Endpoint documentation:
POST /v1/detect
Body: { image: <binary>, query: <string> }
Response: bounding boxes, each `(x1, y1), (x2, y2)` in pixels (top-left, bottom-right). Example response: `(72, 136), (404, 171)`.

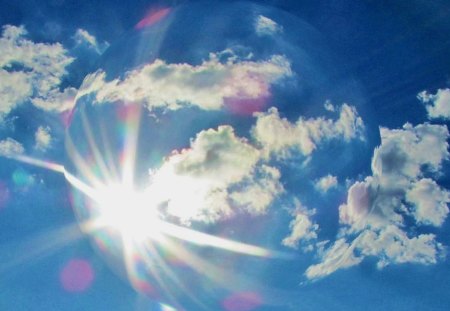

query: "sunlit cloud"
(252, 104), (365, 159)
(76, 51), (292, 112)
(282, 200), (318, 250)
(0, 25), (75, 114)
(145, 126), (285, 223)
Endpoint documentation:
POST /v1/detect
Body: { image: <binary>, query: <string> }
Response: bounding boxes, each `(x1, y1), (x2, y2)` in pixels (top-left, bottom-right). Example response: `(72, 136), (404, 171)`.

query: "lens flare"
(60, 259), (95, 293)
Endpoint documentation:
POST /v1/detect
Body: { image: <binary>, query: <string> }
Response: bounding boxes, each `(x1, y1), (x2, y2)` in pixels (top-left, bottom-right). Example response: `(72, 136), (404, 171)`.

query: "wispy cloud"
(73, 29), (109, 55)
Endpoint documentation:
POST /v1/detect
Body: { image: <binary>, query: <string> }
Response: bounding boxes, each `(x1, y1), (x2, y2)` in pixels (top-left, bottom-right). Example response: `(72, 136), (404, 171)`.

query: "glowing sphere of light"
(65, 2), (363, 309)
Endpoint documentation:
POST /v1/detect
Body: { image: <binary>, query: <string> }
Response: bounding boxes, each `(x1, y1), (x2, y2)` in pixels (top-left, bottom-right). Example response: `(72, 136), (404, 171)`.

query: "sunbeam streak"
(4, 151), (289, 306)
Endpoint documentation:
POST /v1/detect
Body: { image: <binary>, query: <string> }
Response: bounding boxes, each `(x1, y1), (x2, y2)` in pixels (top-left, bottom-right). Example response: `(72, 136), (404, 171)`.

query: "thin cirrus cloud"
(0, 25), (77, 115)
(418, 88), (450, 120)
(306, 122), (450, 279)
(76, 52), (292, 112)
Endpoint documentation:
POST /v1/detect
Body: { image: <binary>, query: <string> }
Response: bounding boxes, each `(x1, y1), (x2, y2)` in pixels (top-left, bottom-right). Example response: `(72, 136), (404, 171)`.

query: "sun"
(92, 183), (163, 241)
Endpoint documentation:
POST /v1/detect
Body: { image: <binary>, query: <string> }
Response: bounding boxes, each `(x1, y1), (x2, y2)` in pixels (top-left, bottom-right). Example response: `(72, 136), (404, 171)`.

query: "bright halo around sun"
(92, 183), (163, 241)
(63, 2), (306, 309)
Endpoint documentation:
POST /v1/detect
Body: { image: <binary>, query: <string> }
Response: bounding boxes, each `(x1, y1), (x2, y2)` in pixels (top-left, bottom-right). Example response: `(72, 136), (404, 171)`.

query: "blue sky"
(1, 0), (450, 310)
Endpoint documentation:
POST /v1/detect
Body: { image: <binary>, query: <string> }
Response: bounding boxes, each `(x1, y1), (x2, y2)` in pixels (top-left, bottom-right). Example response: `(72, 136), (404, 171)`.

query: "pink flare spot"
(0, 182), (10, 210)
(136, 8), (171, 29)
(60, 109), (74, 128)
(60, 259), (94, 293)
(117, 103), (141, 122)
(224, 96), (270, 116)
(222, 291), (263, 311)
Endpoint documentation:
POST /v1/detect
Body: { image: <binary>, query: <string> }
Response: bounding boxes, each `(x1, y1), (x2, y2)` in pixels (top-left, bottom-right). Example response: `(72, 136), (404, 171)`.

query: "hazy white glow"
(94, 184), (162, 240)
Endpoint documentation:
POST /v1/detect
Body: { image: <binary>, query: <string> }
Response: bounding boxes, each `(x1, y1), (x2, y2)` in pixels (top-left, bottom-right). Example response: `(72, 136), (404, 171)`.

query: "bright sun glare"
(94, 184), (162, 241)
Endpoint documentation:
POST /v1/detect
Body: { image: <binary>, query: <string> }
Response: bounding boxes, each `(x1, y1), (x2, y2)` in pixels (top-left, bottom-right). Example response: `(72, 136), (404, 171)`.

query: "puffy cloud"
(314, 174), (338, 193)
(34, 126), (52, 151)
(307, 122), (450, 279)
(282, 201), (318, 249)
(406, 178), (449, 227)
(0, 69), (32, 115)
(170, 125), (260, 185)
(73, 29), (109, 54)
(229, 165), (283, 215)
(418, 88), (450, 120)
(252, 104), (364, 158)
(0, 138), (24, 157)
(76, 52), (292, 111)
(255, 15), (283, 36)
(146, 126), (282, 224)
(340, 123), (449, 231)
(0, 25), (75, 114)
(358, 226), (444, 269)
(324, 100), (335, 112)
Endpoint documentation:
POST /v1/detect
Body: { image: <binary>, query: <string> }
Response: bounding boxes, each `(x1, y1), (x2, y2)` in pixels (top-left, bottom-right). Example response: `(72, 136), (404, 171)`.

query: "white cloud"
(255, 15), (283, 36)
(0, 25), (75, 114)
(406, 178), (449, 227)
(229, 164), (283, 215)
(0, 138), (24, 157)
(252, 104), (364, 158)
(418, 88), (450, 120)
(324, 100), (335, 112)
(306, 225), (444, 279)
(314, 174), (338, 193)
(34, 126), (52, 151)
(358, 226), (444, 269)
(282, 201), (318, 249)
(76, 52), (292, 111)
(307, 122), (450, 279)
(146, 125), (284, 224)
(0, 69), (32, 116)
(305, 239), (362, 279)
(31, 87), (77, 112)
(73, 29), (109, 54)
(169, 125), (260, 186)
